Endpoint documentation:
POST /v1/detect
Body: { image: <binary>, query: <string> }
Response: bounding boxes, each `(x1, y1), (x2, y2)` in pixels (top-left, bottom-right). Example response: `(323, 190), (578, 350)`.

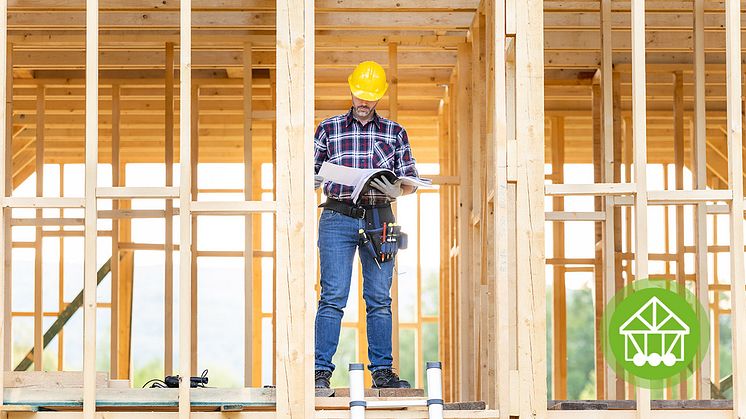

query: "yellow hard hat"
(348, 61), (389, 101)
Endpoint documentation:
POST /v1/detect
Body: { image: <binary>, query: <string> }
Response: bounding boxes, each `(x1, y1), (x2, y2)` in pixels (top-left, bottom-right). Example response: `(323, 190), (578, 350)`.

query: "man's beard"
(355, 106), (371, 118)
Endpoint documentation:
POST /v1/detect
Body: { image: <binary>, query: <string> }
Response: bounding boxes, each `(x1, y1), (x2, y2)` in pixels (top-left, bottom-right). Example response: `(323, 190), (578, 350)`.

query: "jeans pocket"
(321, 209), (340, 220)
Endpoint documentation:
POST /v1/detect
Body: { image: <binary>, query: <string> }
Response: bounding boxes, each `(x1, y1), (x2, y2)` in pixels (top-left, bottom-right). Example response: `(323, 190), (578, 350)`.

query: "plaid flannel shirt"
(314, 108), (419, 204)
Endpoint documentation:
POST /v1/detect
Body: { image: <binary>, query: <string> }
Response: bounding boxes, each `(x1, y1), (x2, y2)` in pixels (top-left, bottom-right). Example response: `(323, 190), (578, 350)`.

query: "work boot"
(315, 370), (332, 389)
(371, 368), (411, 389)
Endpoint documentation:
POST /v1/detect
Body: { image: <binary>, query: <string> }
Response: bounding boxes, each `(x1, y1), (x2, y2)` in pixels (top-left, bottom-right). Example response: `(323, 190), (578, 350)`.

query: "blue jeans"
(315, 208), (394, 372)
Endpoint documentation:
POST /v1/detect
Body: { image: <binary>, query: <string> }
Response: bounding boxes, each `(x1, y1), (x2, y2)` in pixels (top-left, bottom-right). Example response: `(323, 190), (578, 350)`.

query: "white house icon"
(618, 296), (690, 367)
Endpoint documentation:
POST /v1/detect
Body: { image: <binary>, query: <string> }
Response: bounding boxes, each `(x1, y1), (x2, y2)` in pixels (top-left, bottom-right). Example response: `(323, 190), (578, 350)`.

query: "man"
(313, 61), (418, 389)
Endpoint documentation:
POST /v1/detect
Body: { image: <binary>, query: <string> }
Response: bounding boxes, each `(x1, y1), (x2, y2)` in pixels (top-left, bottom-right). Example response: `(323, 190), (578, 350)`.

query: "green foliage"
(565, 287), (596, 399)
(330, 328), (358, 388)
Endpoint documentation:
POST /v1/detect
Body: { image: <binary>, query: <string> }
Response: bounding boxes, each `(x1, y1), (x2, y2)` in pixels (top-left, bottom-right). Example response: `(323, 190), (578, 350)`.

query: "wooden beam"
(0, 5), (7, 409)
(673, 70), (687, 399)
(592, 76), (605, 400)
(692, 0), (711, 400)
(33, 85), (44, 372)
(631, 0), (651, 414)
(190, 84), (199, 376)
(83, 0), (99, 417)
(275, 0), (315, 416)
(515, 0), (546, 416)
(110, 83), (120, 379)
(725, 0), (746, 415)
(388, 41), (400, 374)
(600, 0), (620, 399)
(178, 0), (193, 417)
(164, 41), (174, 377)
(242, 40), (253, 387)
(3, 43), (13, 373)
(492, 0), (510, 413)
(456, 42), (474, 401)
(550, 116), (567, 400)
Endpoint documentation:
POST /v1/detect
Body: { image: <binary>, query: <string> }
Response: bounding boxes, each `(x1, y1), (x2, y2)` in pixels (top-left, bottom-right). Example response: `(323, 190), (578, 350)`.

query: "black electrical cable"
(143, 369), (209, 389)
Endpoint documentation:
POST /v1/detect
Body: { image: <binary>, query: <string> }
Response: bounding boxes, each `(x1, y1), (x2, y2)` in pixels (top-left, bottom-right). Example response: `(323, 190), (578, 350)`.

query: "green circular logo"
(602, 279), (709, 389)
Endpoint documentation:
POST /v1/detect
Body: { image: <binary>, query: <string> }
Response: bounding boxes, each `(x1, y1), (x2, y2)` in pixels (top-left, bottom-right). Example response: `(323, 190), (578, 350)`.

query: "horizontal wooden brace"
(647, 189), (733, 203)
(190, 200), (277, 214)
(0, 197), (85, 208)
(544, 183), (637, 196)
(96, 186), (180, 199)
(545, 211), (605, 221)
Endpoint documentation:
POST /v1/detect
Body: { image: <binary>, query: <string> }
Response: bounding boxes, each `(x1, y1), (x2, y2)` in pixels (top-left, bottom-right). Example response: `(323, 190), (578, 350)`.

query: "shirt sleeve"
(313, 124), (328, 175)
(394, 127), (419, 181)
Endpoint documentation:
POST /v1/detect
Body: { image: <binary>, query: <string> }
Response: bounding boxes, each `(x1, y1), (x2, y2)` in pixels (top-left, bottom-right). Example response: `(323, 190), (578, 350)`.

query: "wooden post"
(611, 71), (625, 400)
(178, 0), (193, 416)
(550, 116), (567, 400)
(110, 83), (120, 379)
(725, 0), (746, 415)
(164, 42), (174, 377)
(116, 162), (134, 381)
(0, 3), (7, 407)
(388, 41), (400, 373)
(673, 70), (687, 399)
(243, 41), (254, 387)
(591, 77), (605, 400)
(275, 0), (315, 415)
(600, 0), (620, 399)
(631, 0), (651, 414)
(190, 84), (199, 374)
(515, 0), (546, 416)
(83, 0), (99, 417)
(34, 85), (44, 371)
(3, 42), (11, 373)
(456, 42), (474, 401)
(492, 0), (511, 413)
(692, 0), (711, 399)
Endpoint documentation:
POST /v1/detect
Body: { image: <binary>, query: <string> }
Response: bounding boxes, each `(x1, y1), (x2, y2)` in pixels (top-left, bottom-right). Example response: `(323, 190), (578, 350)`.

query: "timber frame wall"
(0, 0), (745, 419)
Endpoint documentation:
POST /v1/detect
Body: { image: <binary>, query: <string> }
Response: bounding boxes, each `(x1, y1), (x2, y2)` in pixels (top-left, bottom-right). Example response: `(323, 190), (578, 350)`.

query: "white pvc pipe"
(426, 362), (444, 419)
(349, 363), (366, 419)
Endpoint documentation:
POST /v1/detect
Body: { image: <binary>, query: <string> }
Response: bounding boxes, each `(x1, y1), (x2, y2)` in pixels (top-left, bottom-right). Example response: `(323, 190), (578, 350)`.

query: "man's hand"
(314, 175), (324, 190)
(370, 177), (402, 199)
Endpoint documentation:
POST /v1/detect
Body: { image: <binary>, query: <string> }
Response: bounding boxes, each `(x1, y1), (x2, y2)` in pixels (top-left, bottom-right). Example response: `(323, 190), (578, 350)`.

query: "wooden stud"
(115, 163), (134, 381)
(611, 71), (625, 400)
(242, 41), (253, 388)
(275, 0), (315, 414)
(388, 41), (400, 374)
(515, 0), (546, 416)
(550, 116), (567, 400)
(631, 0), (651, 413)
(0, 3), (6, 408)
(110, 83), (120, 379)
(178, 0), (193, 416)
(673, 70), (687, 399)
(692, 0), (711, 400)
(725, 0), (746, 415)
(3, 42), (11, 373)
(456, 42), (474, 401)
(492, 0), (511, 412)
(83, 0), (99, 416)
(600, 0), (621, 399)
(592, 76), (605, 400)
(190, 84), (199, 375)
(33, 85), (44, 372)
(58, 165), (65, 371)
(164, 42), (174, 377)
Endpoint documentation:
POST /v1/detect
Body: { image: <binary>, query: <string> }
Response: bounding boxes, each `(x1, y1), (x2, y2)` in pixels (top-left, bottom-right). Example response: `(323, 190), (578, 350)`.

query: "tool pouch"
(363, 206), (401, 263)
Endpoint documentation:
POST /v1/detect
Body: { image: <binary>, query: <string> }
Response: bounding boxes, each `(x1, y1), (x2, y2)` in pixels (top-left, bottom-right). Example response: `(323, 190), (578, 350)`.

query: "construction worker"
(313, 61), (418, 389)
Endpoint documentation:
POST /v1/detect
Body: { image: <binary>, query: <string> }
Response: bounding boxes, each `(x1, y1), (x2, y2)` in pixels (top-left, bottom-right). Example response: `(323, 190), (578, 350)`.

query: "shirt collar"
(345, 107), (382, 130)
